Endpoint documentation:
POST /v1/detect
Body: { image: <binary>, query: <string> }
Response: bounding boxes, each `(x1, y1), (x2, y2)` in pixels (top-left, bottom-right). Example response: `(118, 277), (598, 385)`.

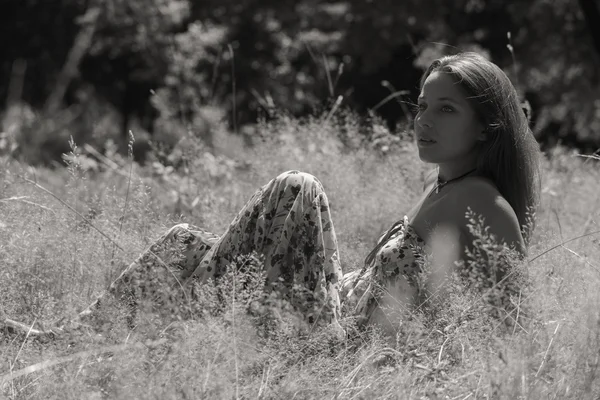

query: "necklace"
(428, 168), (477, 197)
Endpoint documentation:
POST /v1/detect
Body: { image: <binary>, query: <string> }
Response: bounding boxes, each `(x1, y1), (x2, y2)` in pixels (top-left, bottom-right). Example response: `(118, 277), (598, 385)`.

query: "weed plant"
(1, 110), (600, 399)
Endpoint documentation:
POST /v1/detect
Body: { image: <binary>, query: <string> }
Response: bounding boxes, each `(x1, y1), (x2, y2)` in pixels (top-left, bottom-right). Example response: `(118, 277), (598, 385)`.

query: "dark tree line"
(1, 0), (599, 164)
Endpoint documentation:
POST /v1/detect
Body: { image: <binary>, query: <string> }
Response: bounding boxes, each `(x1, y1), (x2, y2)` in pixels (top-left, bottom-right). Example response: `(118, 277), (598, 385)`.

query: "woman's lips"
(418, 138), (436, 146)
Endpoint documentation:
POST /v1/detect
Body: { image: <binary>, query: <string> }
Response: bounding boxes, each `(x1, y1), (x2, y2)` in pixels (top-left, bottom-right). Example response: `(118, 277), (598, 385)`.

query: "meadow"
(1, 111), (600, 399)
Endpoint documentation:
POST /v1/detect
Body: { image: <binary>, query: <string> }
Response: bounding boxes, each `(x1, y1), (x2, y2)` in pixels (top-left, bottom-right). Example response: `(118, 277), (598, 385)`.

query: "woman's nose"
(416, 110), (432, 129)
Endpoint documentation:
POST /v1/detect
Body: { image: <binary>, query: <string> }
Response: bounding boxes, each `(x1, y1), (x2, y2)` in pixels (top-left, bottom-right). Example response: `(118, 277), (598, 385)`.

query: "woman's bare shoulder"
(449, 176), (524, 252)
(458, 176), (502, 198)
(451, 176), (515, 220)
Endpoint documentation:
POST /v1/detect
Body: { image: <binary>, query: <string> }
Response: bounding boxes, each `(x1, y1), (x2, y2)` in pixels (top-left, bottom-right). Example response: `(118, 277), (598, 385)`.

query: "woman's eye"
(441, 105), (454, 112)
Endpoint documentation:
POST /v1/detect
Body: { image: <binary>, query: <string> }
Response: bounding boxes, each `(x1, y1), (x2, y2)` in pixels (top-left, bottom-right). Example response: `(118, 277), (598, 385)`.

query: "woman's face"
(414, 71), (485, 165)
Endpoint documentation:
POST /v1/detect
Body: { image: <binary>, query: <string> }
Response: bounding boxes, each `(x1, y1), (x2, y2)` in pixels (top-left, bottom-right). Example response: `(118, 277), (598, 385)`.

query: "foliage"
(2, 112), (600, 398)
(1, 0), (599, 166)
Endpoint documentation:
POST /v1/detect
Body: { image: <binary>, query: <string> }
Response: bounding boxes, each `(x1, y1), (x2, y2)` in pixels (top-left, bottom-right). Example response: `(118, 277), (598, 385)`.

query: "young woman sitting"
(78, 51), (541, 336)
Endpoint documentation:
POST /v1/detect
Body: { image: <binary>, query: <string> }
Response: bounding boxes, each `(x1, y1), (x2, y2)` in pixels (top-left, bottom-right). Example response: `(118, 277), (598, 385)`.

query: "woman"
(83, 52), (541, 333)
(342, 52), (540, 327)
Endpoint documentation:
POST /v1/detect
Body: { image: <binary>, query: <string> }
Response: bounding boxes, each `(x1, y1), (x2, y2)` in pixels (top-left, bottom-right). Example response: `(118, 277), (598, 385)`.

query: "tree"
(2, 0), (600, 165)
(78, 0), (191, 140)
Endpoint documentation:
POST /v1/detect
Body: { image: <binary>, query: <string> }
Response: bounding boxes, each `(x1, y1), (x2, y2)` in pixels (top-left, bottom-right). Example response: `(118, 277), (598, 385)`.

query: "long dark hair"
(364, 52), (541, 268)
(419, 52), (541, 246)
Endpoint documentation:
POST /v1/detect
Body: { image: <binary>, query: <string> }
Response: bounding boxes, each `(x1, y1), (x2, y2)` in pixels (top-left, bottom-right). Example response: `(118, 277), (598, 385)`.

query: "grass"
(1, 109), (600, 399)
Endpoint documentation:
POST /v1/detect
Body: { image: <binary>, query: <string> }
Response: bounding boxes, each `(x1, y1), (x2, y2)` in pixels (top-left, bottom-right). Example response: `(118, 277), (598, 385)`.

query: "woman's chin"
(417, 149), (437, 163)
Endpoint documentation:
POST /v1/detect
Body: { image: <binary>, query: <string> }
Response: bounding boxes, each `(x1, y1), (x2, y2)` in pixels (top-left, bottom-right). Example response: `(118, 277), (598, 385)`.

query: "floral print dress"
(341, 215), (426, 325)
(102, 170), (426, 329)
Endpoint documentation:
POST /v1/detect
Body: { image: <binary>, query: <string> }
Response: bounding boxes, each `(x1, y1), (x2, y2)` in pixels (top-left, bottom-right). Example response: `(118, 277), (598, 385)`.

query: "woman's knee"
(273, 170), (324, 193)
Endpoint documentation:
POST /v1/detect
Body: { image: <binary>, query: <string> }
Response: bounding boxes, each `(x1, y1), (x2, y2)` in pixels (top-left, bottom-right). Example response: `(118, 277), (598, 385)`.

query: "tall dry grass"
(1, 110), (600, 399)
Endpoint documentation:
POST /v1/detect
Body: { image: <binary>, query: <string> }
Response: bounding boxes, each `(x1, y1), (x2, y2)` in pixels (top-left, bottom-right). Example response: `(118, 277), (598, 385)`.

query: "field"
(1, 112), (600, 399)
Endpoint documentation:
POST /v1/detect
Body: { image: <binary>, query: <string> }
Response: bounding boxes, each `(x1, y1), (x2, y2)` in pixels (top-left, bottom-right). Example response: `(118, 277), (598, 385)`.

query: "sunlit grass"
(1, 110), (600, 399)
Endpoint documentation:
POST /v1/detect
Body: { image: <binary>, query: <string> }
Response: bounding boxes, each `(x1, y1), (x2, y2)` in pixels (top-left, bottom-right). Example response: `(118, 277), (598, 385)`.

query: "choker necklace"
(429, 168), (477, 197)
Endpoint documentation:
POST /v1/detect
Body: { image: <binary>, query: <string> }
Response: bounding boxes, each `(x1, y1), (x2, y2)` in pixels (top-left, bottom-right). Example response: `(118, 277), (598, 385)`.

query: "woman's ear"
(477, 129), (487, 142)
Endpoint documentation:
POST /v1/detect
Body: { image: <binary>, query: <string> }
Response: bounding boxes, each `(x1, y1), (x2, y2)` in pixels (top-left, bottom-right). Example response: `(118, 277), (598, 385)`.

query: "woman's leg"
(185, 170), (344, 327)
(79, 224), (220, 319)
(83, 170), (343, 331)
